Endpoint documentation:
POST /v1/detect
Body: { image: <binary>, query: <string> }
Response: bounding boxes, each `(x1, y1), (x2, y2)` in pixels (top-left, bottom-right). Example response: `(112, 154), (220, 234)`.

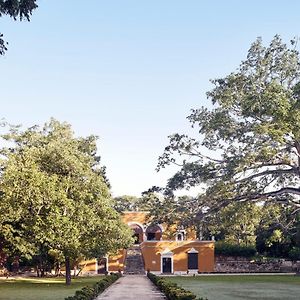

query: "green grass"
(0, 276), (103, 300)
(166, 275), (300, 300)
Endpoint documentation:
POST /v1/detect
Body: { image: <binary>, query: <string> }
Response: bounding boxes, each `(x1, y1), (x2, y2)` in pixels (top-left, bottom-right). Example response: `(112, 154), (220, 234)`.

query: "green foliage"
(141, 192), (264, 246)
(256, 229), (292, 258)
(0, 119), (133, 283)
(0, 0), (38, 55)
(147, 272), (207, 300)
(152, 35), (300, 252)
(157, 35), (300, 209)
(215, 241), (257, 257)
(140, 192), (201, 230)
(200, 202), (262, 245)
(255, 203), (300, 258)
(288, 247), (300, 261)
(113, 195), (142, 212)
(65, 273), (121, 300)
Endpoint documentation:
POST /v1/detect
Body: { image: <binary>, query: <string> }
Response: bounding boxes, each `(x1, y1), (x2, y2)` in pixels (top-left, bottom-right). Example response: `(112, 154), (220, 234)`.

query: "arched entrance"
(129, 223), (144, 244)
(146, 224), (162, 241)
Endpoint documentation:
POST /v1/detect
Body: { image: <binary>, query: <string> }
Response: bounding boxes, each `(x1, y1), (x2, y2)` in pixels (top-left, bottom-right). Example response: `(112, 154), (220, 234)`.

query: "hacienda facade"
(81, 211), (215, 275)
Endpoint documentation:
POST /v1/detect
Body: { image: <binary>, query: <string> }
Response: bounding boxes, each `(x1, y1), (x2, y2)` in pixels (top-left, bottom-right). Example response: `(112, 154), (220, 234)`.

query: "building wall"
(80, 211), (215, 274)
(122, 211), (148, 225)
(108, 249), (126, 272)
(79, 259), (97, 274)
(140, 240), (214, 273)
(121, 211), (196, 241)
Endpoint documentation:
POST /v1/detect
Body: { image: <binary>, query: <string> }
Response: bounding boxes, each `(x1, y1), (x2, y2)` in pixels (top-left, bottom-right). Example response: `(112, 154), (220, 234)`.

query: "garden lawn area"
(166, 275), (300, 300)
(0, 276), (103, 300)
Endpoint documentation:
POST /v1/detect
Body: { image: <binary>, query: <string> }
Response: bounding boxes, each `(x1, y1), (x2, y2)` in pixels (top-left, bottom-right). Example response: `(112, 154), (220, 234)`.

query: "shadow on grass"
(0, 276), (103, 300)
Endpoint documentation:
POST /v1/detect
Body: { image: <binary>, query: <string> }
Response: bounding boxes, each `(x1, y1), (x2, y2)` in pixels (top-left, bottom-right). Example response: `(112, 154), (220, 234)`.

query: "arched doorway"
(146, 224), (162, 241)
(129, 223), (144, 244)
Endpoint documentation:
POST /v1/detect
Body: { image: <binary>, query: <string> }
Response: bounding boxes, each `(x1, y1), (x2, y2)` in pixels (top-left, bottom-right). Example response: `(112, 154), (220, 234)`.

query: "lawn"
(166, 275), (300, 300)
(0, 276), (103, 300)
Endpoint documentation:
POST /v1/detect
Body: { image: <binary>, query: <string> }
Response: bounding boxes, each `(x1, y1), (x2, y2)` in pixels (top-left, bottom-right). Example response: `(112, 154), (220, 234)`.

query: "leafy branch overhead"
(157, 35), (300, 209)
(0, 0), (38, 55)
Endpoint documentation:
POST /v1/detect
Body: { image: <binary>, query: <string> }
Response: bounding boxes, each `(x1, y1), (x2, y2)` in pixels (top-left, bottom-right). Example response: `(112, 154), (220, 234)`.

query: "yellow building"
(82, 211), (215, 275)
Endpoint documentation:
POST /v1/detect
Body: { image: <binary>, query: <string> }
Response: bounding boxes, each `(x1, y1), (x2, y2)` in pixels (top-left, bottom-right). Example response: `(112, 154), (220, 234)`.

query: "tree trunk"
(196, 224), (203, 240)
(55, 262), (61, 276)
(36, 265), (40, 277)
(73, 265), (77, 277)
(65, 256), (71, 286)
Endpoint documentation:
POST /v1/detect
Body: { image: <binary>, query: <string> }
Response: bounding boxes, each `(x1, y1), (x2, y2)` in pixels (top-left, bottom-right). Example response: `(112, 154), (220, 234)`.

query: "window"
(147, 232), (156, 240)
(177, 233), (183, 241)
(176, 230), (185, 241)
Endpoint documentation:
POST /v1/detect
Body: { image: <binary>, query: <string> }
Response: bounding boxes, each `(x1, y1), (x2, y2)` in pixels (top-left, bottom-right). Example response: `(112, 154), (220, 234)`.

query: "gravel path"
(96, 275), (165, 300)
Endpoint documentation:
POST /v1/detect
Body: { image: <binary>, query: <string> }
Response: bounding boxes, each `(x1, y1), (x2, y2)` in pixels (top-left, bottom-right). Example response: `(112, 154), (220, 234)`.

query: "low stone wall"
(215, 255), (300, 273)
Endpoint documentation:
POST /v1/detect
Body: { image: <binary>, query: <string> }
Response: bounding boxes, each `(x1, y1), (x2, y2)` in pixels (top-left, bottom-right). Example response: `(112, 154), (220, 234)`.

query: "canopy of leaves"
(157, 35), (300, 211)
(0, 119), (132, 266)
(113, 195), (141, 213)
(113, 195), (154, 212)
(142, 190), (300, 257)
(0, 0), (38, 54)
(256, 203), (300, 257)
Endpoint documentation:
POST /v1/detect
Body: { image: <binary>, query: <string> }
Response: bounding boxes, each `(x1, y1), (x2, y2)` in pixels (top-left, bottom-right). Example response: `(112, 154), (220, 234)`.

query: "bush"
(65, 273), (121, 300)
(256, 228), (293, 258)
(289, 247), (300, 261)
(215, 242), (257, 257)
(147, 272), (207, 300)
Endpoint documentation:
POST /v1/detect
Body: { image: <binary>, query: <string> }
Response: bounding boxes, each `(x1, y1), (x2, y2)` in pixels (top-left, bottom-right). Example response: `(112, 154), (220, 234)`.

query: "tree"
(157, 35), (300, 213)
(0, 0), (38, 55)
(204, 202), (262, 245)
(113, 195), (153, 212)
(141, 191), (262, 245)
(256, 203), (300, 257)
(140, 192), (206, 238)
(113, 195), (141, 213)
(0, 119), (132, 284)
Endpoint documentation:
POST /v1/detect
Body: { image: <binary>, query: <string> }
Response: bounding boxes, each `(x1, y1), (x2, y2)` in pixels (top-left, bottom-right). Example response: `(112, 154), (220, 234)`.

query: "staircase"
(124, 245), (145, 275)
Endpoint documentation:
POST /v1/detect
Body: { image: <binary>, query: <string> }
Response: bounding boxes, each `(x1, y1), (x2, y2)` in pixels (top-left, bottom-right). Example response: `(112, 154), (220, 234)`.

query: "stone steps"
(124, 246), (145, 275)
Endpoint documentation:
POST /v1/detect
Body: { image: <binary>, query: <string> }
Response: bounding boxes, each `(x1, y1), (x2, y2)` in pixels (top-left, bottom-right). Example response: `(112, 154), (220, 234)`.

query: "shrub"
(147, 272), (207, 300)
(215, 241), (257, 257)
(289, 247), (300, 261)
(65, 273), (121, 300)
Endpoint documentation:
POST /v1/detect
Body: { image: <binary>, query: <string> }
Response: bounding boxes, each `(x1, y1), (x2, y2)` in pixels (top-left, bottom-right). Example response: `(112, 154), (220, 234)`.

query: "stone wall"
(214, 255), (299, 273)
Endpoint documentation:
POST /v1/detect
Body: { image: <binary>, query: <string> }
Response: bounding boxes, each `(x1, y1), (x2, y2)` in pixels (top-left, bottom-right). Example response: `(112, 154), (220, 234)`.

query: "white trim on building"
(160, 248), (174, 274)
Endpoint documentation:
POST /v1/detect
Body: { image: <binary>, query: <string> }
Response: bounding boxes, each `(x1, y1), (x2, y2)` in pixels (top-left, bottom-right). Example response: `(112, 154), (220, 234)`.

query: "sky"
(1, 0), (300, 197)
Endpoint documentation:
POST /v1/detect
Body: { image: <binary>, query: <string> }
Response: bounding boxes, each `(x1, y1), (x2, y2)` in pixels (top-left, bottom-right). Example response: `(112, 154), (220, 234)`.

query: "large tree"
(0, 0), (38, 55)
(157, 35), (300, 213)
(113, 195), (141, 213)
(0, 119), (132, 284)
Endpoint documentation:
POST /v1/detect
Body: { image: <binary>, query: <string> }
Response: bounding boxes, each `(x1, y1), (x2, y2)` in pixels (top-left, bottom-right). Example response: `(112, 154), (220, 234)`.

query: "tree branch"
(233, 187), (300, 205)
(234, 168), (297, 184)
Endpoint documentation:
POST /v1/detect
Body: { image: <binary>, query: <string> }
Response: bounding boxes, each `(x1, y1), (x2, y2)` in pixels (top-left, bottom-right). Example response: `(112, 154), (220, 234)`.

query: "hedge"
(215, 242), (257, 257)
(289, 247), (300, 261)
(147, 272), (207, 300)
(65, 273), (121, 300)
